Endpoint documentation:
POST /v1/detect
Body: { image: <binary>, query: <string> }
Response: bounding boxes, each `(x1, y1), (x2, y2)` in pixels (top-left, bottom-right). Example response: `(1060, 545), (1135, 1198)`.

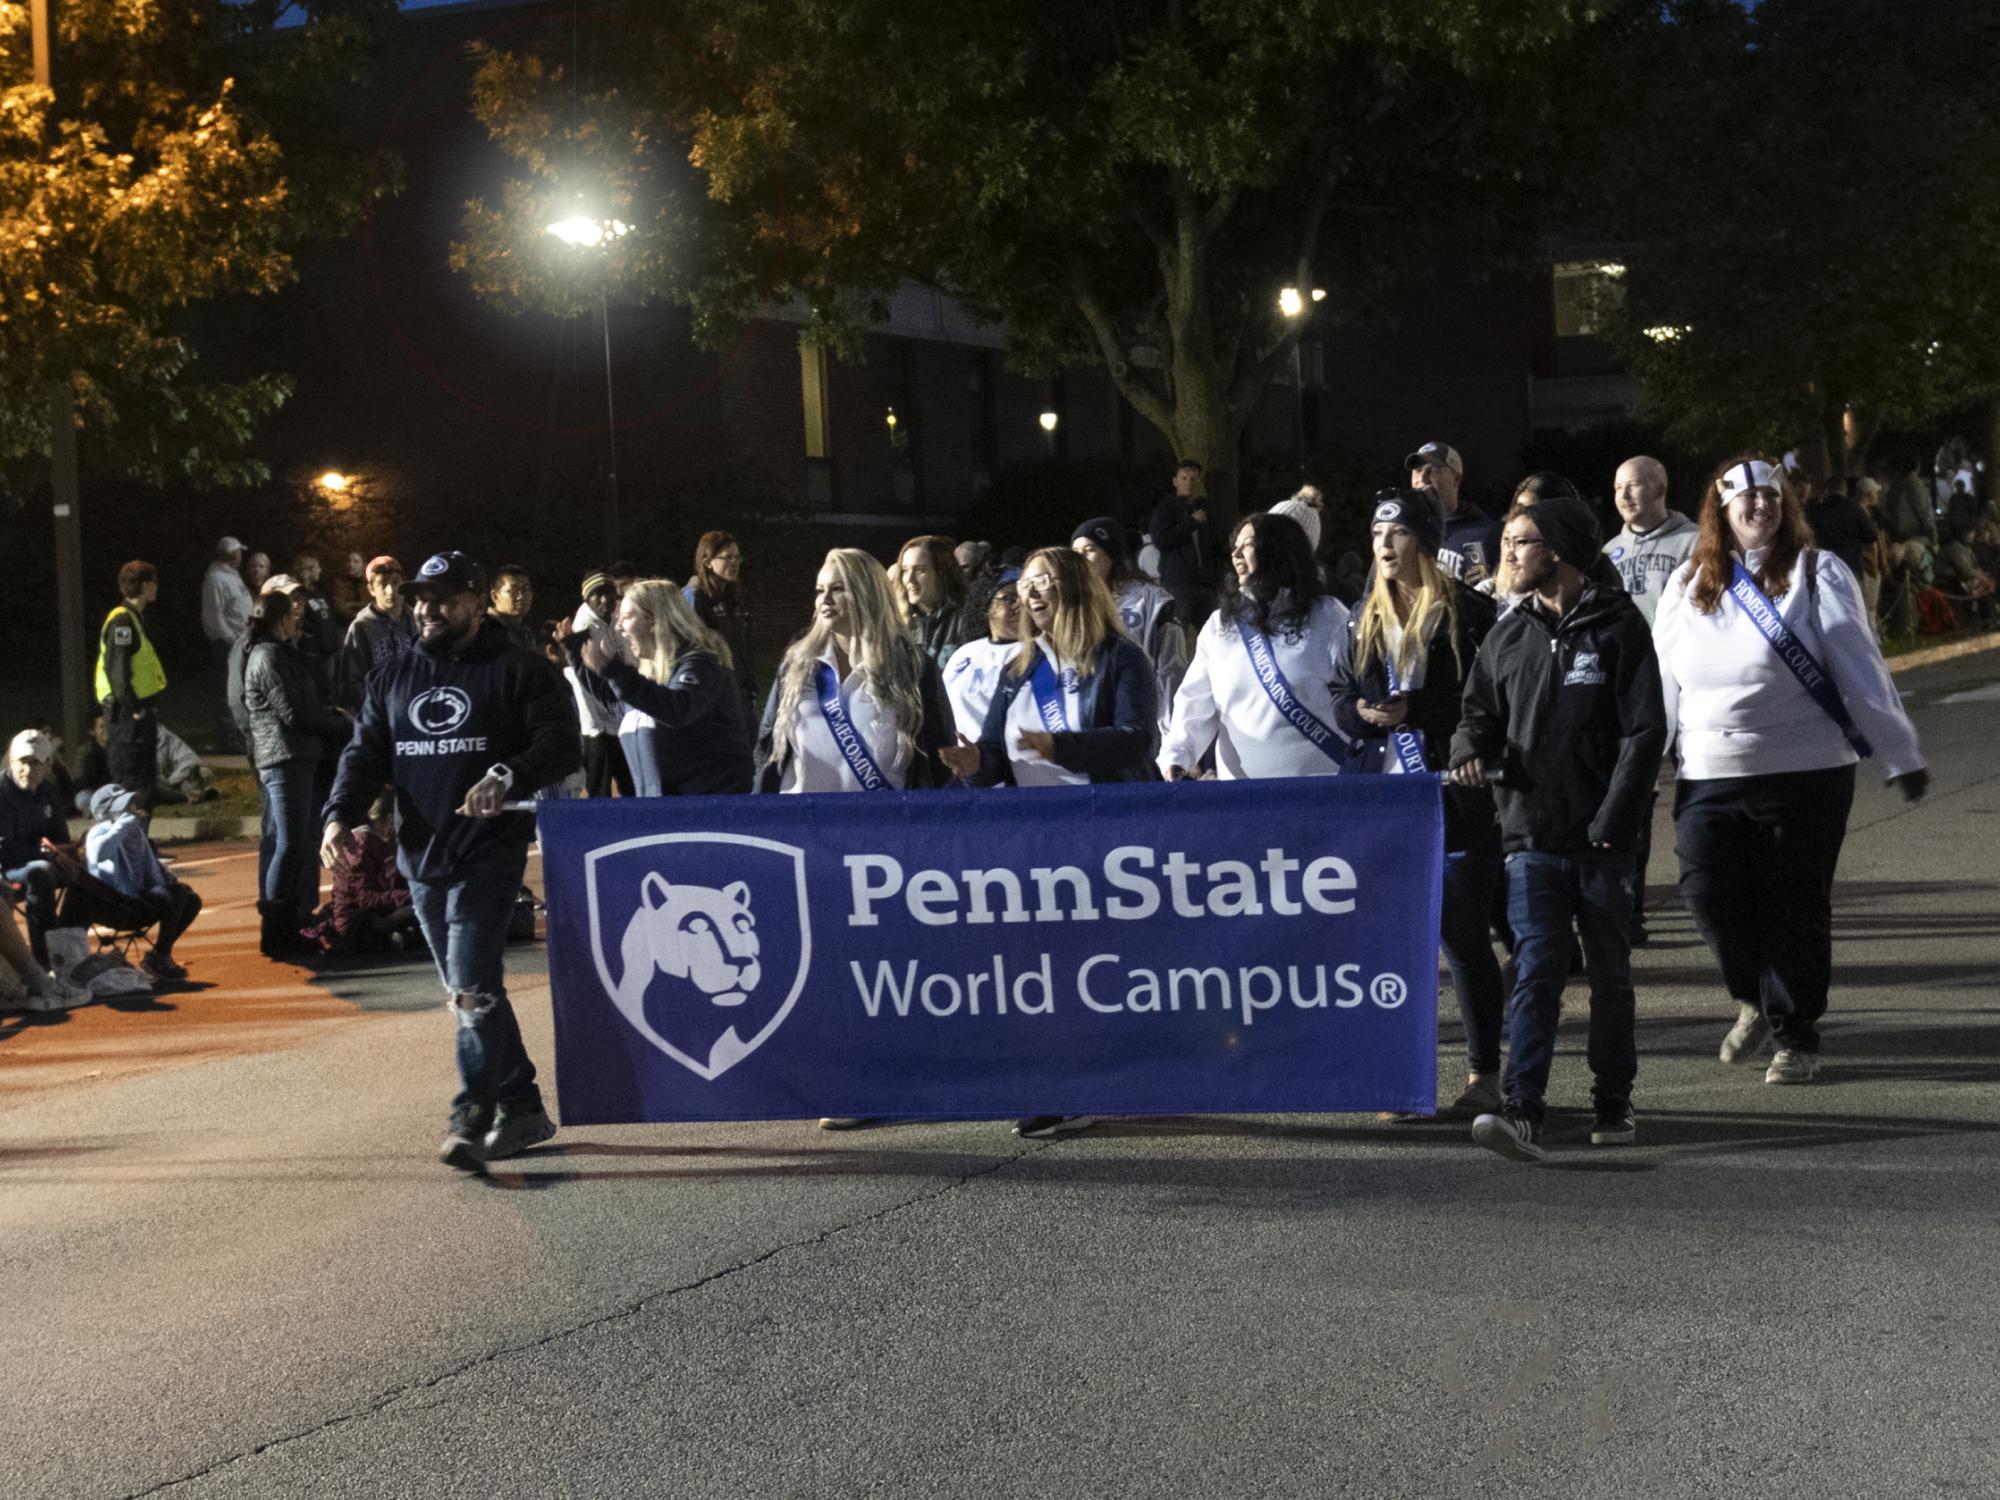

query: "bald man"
(1602, 455), (1697, 947)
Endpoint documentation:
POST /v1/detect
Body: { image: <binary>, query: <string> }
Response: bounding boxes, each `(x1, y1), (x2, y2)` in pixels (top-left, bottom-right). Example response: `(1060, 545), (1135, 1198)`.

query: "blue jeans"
(258, 760), (320, 919)
(1440, 830), (1506, 1075)
(1501, 849), (1639, 1122)
(408, 847), (541, 1124)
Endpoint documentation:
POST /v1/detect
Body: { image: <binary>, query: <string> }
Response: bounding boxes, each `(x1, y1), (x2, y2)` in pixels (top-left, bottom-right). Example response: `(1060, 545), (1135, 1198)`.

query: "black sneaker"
(483, 1106), (557, 1161)
(1014, 1115), (1098, 1139)
(1471, 1107), (1546, 1163)
(439, 1120), (487, 1174)
(1590, 1100), (1636, 1146)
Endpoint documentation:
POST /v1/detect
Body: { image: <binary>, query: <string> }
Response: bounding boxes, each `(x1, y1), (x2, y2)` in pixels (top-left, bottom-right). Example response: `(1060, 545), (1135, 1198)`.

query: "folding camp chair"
(56, 873), (161, 967)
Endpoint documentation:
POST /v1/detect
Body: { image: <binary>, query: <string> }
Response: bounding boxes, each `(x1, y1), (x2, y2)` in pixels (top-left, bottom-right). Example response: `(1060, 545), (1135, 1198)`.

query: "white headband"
(1718, 460), (1782, 502)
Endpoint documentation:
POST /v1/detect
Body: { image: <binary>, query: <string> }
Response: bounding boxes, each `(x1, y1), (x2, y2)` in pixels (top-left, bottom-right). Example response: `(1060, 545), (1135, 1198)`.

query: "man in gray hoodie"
(1603, 455), (1698, 946)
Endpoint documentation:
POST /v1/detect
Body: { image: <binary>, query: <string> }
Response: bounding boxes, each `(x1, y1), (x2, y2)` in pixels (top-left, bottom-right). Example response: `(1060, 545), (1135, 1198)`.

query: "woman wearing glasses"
(1329, 487), (1505, 1118)
(1159, 509), (1350, 780)
(941, 567), (1025, 742)
(938, 546), (1158, 1139)
(756, 548), (953, 794)
(937, 547), (1159, 790)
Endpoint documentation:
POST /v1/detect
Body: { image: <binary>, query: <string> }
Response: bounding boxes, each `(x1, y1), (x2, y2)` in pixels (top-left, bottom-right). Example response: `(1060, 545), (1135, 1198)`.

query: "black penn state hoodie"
(326, 617), (581, 884)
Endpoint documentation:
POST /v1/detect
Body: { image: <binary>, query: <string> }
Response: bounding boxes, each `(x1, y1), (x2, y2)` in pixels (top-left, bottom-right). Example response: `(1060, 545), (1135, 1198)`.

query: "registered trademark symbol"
(1370, 972), (1407, 1009)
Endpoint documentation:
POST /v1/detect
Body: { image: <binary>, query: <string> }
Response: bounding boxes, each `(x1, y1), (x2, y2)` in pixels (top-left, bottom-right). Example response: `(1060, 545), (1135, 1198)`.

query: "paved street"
(5, 648), (1998, 1500)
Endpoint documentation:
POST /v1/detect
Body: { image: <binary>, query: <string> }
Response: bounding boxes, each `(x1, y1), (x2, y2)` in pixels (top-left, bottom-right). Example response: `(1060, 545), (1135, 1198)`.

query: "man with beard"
(322, 552), (581, 1172)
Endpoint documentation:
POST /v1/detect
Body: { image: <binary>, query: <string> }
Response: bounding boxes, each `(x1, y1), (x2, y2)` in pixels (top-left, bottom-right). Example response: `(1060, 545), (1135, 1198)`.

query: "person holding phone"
(1330, 488), (1504, 1118)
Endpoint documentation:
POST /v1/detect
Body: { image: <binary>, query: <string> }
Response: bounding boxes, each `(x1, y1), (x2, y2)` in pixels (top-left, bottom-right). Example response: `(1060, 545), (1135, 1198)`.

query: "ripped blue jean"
(407, 847), (540, 1124)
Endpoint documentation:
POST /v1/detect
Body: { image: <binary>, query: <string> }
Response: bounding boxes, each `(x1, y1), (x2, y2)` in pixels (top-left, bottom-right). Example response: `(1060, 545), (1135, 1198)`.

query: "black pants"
(1674, 764), (1856, 1053)
(583, 735), (633, 799)
(105, 701), (159, 797)
(1630, 786), (1658, 936)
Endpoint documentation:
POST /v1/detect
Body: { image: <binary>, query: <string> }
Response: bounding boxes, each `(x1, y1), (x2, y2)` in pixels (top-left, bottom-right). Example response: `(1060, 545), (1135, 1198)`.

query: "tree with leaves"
(1600, 0), (2000, 478)
(0, 0), (397, 492)
(454, 0), (1615, 518)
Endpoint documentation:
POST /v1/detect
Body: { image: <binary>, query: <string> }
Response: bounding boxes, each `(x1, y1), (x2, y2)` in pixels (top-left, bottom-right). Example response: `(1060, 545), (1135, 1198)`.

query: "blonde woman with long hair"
(939, 545), (1159, 791)
(571, 577), (752, 795)
(756, 548), (952, 793)
(1328, 487), (1506, 1120)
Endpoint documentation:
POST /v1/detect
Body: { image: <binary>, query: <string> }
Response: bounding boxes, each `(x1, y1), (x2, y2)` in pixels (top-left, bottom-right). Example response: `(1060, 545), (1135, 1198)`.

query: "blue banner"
(536, 776), (1444, 1123)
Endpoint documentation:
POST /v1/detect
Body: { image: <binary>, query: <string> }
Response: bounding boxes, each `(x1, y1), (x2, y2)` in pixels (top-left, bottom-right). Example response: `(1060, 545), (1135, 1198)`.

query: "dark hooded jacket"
(326, 617), (581, 884)
(1448, 584), (1666, 853)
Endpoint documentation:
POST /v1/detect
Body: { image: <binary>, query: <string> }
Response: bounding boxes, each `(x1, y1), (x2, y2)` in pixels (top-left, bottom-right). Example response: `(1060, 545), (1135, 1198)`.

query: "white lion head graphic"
(615, 874), (762, 1013)
(585, 833), (810, 1081)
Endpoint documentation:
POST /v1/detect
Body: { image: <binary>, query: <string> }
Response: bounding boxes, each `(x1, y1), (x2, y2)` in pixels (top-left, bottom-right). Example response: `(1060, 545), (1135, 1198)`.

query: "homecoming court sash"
(1381, 654), (1429, 774)
(813, 660), (893, 790)
(1727, 559), (1873, 758)
(1237, 621), (1348, 767)
(1027, 650), (1074, 733)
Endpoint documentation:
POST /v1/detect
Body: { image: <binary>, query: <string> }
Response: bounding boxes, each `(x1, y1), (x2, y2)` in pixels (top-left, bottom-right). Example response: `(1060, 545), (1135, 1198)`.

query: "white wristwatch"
(486, 763), (516, 790)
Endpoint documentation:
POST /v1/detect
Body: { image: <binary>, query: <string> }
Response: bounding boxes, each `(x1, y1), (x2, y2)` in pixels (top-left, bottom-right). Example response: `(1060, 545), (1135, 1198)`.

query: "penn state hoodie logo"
(408, 686), (473, 736)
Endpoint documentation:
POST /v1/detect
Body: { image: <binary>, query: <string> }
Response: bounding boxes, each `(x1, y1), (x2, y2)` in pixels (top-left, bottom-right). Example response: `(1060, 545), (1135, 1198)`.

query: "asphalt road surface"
(5, 650), (1998, 1499)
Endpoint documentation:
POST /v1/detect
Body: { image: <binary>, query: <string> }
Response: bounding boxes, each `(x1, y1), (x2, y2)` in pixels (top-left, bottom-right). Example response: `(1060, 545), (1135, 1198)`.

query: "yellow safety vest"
(94, 604), (167, 704)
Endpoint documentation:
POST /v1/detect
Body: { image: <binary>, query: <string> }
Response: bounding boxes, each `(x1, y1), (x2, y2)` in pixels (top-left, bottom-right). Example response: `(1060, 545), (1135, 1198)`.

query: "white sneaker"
(1765, 1048), (1820, 1085)
(1719, 1003), (1771, 1064)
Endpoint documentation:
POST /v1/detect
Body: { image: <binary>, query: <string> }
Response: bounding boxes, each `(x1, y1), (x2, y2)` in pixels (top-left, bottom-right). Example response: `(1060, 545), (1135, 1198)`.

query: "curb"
(1888, 629), (2000, 674)
(151, 814), (261, 846)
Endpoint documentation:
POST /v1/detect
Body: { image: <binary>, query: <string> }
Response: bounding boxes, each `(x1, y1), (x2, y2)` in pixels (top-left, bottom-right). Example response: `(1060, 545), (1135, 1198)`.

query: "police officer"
(322, 551), (583, 1172)
(95, 560), (167, 797)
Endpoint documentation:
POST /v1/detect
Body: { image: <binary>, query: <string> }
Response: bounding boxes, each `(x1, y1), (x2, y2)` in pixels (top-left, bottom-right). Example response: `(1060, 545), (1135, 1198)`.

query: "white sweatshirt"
(1653, 548), (1923, 782)
(941, 637), (1017, 742)
(1159, 595), (1351, 779)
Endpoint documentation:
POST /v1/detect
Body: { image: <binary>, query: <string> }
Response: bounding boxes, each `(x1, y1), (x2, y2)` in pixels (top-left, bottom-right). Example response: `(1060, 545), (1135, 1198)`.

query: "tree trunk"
(1167, 365), (1239, 523)
(1988, 390), (2000, 500)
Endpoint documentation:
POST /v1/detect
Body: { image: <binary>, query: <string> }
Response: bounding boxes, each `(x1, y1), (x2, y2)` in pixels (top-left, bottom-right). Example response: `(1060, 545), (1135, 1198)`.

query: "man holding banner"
(323, 551), (582, 1173)
(1450, 495), (1666, 1162)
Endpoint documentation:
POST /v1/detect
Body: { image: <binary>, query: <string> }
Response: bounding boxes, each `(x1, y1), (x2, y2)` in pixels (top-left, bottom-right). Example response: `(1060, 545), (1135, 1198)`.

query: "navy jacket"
(326, 618), (581, 884)
(971, 635), (1161, 785)
(596, 652), (754, 796)
(1, 776), (68, 873)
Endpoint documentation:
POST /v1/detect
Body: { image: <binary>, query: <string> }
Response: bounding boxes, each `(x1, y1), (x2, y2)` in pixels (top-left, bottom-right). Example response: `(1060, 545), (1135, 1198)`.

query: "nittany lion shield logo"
(584, 833), (811, 1080)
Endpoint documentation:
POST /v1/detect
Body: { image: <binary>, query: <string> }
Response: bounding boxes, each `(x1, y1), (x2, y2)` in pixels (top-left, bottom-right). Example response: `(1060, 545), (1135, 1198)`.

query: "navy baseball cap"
(403, 551), (487, 602)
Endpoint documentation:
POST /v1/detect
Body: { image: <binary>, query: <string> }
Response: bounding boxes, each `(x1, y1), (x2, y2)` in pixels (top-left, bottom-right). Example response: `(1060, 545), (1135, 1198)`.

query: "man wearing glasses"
(1448, 495), (1665, 1162)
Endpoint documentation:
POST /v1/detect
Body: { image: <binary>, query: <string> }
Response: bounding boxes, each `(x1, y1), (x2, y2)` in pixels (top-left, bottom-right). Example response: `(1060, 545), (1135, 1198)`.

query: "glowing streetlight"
(1277, 289), (1326, 475)
(1279, 286), (1327, 318)
(1038, 410), (1059, 433)
(545, 215), (631, 248)
(316, 470), (350, 494)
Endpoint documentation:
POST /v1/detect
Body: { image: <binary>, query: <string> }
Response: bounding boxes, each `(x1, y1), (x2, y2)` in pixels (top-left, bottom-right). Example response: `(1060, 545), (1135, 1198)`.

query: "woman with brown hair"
(894, 534), (972, 670)
(1654, 457), (1928, 1085)
(685, 530), (757, 723)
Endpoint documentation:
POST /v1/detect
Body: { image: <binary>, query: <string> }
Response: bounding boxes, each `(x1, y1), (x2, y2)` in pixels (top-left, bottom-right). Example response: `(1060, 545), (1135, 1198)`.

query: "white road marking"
(1936, 683), (2000, 704)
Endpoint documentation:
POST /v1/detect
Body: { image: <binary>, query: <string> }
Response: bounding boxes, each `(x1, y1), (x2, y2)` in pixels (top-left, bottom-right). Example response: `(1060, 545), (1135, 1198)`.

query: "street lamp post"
(1278, 287), (1325, 480)
(547, 214), (631, 561)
